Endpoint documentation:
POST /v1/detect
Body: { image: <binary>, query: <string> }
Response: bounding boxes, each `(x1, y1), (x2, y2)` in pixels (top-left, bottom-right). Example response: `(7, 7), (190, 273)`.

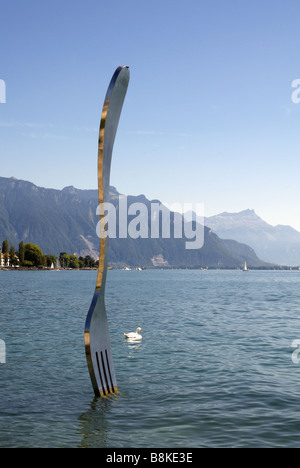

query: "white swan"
(124, 327), (143, 340)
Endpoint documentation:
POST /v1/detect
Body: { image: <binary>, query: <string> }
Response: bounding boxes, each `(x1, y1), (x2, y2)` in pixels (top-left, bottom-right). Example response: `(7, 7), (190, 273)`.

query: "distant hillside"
(0, 177), (100, 258)
(205, 209), (300, 266)
(0, 177), (268, 268)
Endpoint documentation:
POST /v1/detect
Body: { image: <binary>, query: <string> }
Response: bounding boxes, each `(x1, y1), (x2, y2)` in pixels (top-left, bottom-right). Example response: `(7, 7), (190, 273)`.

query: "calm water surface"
(0, 269), (300, 448)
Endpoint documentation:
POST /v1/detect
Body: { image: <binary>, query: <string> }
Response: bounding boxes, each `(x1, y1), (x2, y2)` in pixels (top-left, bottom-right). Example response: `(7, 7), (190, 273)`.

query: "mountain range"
(205, 210), (300, 266)
(0, 176), (268, 268)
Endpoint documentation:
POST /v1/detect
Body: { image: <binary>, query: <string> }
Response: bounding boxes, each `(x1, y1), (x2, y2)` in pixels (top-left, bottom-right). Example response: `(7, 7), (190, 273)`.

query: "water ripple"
(0, 270), (300, 447)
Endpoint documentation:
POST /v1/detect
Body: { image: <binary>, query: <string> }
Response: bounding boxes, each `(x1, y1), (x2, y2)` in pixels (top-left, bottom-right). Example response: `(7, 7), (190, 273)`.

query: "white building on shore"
(0, 251), (19, 268)
(0, 253), (10, 267)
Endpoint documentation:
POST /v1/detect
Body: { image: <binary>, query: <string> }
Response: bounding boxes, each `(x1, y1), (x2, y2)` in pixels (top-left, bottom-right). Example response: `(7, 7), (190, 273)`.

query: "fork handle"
(96, 66), (130, 292)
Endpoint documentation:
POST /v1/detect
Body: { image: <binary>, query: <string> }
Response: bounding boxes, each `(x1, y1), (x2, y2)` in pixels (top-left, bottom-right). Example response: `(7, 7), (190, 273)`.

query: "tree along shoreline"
(0, 266), (98, 271)
(2, 238), (300, 272)
(1, 238), (99, 270)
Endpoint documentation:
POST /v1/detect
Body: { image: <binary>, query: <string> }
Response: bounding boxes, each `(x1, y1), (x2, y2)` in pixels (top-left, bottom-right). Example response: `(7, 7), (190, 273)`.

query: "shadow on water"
(78, 395), (117, 448)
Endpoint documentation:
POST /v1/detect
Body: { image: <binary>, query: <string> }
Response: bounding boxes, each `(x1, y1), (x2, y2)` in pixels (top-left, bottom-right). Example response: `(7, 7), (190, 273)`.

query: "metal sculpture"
(85, 66), (130, 397)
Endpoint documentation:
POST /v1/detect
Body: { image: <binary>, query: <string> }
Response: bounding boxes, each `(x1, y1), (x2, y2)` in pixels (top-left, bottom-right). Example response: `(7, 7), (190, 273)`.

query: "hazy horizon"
(1, 174), (299, 234)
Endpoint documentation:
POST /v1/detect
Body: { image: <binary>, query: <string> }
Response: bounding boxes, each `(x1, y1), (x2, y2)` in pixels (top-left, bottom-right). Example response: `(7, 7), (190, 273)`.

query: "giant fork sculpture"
(85, 66), (130, 397)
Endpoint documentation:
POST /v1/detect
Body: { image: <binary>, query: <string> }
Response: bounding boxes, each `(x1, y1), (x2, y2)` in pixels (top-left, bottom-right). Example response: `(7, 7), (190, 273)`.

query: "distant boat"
(243, 261), (248, 272)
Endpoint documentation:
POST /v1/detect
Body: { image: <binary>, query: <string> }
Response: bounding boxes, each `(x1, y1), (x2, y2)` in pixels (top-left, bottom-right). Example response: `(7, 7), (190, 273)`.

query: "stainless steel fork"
(84, 66), (130, 397)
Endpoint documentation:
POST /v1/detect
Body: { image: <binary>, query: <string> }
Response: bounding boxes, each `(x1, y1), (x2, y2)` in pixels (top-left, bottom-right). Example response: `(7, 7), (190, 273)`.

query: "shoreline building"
(0, 249), (19, 268)
(0, 252), (10, 267)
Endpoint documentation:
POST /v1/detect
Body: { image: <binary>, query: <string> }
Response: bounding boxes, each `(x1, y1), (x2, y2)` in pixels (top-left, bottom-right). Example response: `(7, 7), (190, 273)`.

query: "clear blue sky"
(1, 0), (300, 229)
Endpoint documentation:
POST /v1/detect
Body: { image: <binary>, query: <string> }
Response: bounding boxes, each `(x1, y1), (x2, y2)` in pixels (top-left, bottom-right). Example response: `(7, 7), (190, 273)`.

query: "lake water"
(0, 269), (300, 448)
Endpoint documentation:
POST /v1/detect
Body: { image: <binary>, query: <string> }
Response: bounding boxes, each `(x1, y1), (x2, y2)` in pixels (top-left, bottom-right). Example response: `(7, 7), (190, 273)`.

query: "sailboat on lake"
(243, 261), (248, 272)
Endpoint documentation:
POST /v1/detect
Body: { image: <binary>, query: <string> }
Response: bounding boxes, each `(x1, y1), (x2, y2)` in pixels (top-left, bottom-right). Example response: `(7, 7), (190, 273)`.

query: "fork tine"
(84, 66), (130, 398)
(85, 289), (118, 397)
